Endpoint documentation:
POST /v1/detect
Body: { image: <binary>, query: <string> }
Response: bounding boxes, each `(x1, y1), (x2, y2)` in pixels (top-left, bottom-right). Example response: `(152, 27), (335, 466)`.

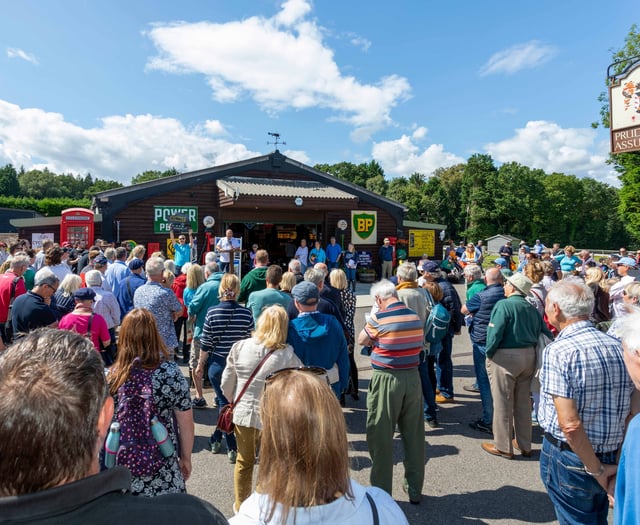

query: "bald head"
(485, 267), (503, 285)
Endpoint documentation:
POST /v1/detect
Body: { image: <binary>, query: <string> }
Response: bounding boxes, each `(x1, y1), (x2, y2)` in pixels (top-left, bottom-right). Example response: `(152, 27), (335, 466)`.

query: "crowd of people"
(2, 232), (640, 525)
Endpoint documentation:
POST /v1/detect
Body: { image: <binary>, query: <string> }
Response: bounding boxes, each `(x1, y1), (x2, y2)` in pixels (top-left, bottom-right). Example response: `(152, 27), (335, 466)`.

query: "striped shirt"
(200, 301), (254, 360)
(538, 320), (634, 453)
(364, 300), (423, 370)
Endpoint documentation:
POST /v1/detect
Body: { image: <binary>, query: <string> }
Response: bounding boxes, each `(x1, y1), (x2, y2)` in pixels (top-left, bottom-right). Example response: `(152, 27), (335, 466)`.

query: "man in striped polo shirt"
(358, 279), (425, 505)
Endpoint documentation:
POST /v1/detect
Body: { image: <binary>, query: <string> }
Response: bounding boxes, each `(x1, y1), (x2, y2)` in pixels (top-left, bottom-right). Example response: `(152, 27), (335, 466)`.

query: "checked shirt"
(538, 320), (634, 453)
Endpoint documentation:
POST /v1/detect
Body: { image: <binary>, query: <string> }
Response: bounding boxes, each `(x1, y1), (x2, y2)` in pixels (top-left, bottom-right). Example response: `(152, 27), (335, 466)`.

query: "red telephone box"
(60, 208), (94, 247)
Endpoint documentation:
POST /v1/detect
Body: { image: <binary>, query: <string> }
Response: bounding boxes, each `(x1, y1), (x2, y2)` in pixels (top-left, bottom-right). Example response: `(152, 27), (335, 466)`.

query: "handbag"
(216, 346), (274, 434)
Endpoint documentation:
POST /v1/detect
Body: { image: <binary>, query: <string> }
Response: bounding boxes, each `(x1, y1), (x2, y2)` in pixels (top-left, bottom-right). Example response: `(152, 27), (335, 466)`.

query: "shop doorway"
(225, 222), (323, 271)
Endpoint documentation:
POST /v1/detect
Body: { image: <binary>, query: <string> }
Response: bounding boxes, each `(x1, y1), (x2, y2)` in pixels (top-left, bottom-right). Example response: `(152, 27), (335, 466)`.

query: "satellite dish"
(203, 216), (215, 228)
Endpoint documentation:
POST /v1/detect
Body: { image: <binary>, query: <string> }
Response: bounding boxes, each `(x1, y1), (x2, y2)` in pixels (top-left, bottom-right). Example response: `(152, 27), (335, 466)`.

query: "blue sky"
(0, 0), (633, 186)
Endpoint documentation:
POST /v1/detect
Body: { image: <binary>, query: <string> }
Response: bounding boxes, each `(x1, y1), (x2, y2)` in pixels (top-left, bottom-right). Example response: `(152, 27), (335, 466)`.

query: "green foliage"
(314, 160), (384, 189)
(460, 154), (498, 241)
(0, 196), (91, 216)
(131, 168), (179, 185)
(0, 164), (20, 196)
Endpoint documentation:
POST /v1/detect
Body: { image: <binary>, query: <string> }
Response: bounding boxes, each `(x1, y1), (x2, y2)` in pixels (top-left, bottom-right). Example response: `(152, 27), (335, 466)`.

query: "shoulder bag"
(217, 346), (273, 434)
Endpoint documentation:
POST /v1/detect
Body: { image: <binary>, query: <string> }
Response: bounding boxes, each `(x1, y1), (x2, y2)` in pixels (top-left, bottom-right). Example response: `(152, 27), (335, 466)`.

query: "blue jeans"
(418, 357), (437, 421)
(472, 342), (492, 424)
(207, 354), (237, 451)
(345, 268), (356, 291)
(327, 261), (339, 270)
(540, 437), (615, 525)
(219, 261), (230, 273)
(436, 333), (454, 398)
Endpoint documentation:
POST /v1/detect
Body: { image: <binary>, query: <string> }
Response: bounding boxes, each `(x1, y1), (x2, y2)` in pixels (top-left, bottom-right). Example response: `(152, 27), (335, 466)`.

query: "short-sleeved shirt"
(59, 312), (110, 352)
(364, 300), (423, 370)
(133, 282), (182, 349)
(538, 320), (634, 453)
(173, 243), (191, 267)
(110, 361), (192, 497)
(11, 291), (57, 335)
(215, 237), (234, 264)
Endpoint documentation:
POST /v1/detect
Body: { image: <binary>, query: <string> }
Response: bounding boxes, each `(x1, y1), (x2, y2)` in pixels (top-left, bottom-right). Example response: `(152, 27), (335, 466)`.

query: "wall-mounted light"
(294, 197), (303, 207)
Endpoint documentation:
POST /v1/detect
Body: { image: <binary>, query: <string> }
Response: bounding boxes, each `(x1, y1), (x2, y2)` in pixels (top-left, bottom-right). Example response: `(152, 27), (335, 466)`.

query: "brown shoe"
(481, 442), (514, 459)
(435, 394), (454, 404)
(512, 439), (532, 458)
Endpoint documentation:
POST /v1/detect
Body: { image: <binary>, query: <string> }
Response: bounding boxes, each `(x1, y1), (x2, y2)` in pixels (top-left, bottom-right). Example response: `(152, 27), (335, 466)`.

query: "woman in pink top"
(58, 287), (111, 362)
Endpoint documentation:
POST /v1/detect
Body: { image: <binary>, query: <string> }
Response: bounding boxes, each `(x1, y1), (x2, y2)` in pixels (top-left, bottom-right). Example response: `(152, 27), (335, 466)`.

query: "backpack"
(424, 303), (451, 345)
(110, 361), (167, 477)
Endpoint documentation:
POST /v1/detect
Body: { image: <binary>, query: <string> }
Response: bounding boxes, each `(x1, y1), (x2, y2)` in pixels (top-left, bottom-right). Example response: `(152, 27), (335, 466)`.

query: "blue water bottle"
(150, 416), (174, 457)
(104, 422), (120, 468)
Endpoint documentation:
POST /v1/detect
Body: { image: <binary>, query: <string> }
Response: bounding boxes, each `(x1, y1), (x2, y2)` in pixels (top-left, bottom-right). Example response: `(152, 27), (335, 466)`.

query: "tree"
(131, 168), (179, 185)
(0, 164), (20, 197)
(460, 154), (497, 242)
(425, 164), (465, 240)
(596, 25), (640, 243)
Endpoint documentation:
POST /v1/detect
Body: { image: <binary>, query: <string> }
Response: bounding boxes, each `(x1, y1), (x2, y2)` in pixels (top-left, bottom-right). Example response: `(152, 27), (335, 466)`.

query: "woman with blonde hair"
(106, 308), (194, 496)
(585, 266), (610, 325)
(126, 243), (146, 262)
(53, 273), (83, 318)
(554, 245), (580, 278)
(222, 305), (302, 511)
(231, 369), (408, 525)
(195, 273), (254, 463)
(279, 271), (296, 295)
(329, 268), (358, 404)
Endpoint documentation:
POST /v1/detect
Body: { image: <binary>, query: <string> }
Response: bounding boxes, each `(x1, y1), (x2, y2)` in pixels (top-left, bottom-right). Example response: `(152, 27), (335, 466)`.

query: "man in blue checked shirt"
(538, 278), (636, 525)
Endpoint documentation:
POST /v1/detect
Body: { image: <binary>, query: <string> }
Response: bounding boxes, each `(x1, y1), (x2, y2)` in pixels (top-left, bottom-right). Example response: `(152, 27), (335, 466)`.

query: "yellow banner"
(409, 229), (435, 257)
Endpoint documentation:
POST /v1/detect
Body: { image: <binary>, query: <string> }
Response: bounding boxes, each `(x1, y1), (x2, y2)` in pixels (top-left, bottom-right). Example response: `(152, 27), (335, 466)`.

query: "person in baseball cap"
(73, 287), (96, 302)
(128, 258), (144, 271)
(291, 280), (320, 306)
(614, 256), (637, 269)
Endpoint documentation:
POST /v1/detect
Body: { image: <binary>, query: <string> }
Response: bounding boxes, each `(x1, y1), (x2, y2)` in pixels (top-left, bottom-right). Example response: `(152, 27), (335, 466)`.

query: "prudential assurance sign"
(609, 60), (640, 154)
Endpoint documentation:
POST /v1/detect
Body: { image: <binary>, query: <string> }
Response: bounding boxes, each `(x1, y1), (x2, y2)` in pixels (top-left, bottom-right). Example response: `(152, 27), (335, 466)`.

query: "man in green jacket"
(482, 273), (548, 459)
(238, 249), (269, 303)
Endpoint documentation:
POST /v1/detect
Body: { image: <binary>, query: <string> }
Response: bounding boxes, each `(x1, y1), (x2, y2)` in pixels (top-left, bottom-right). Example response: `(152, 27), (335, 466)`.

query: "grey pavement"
(182, 282), (572, 524)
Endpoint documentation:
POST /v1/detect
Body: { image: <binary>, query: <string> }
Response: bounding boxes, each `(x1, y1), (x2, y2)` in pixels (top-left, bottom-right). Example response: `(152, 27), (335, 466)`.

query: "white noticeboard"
(32, 233), (55, 249)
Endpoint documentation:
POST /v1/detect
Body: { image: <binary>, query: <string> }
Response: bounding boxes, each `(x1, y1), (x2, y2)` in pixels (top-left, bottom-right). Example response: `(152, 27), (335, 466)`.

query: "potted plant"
(357, 267), (377, 283)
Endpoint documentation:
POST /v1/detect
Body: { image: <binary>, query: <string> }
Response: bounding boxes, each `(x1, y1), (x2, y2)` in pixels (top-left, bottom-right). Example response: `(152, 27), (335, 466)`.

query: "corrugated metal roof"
(217, 176), (355, 200)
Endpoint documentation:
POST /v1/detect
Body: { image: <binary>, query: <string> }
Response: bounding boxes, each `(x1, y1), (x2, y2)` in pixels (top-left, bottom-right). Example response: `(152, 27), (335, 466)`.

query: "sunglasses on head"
(265, 366), (330, 385)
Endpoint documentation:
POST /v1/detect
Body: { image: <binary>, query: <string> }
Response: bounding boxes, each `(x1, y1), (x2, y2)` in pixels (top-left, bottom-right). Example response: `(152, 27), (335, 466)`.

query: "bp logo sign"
(351, 211), (377, 244)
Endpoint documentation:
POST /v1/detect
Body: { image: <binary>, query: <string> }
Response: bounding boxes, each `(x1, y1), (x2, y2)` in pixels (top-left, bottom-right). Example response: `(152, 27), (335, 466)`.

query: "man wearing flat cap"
(482, 273), (551, 459)
(286, 280), (349, 397)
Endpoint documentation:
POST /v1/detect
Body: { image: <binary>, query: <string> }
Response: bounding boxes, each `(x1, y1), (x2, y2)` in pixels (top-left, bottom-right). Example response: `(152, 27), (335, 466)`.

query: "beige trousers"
(486, 346), (536, 453)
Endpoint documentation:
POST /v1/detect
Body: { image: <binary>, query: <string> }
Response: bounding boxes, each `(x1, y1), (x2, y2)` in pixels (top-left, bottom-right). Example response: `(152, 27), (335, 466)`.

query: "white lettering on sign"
(154, 208), (197, 222)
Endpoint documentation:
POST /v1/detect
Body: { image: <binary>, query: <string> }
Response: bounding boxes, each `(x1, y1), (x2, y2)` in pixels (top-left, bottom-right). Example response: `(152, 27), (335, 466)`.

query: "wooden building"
(14, 151), (446, 270)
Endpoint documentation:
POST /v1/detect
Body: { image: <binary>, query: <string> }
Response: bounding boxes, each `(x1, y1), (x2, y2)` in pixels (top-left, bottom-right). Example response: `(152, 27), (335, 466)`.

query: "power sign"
(153, 206), (198, 234)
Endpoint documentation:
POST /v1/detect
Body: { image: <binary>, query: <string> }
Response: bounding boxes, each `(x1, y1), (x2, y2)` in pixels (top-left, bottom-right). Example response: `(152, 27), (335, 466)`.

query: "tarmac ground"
(181, 281), (609, 524)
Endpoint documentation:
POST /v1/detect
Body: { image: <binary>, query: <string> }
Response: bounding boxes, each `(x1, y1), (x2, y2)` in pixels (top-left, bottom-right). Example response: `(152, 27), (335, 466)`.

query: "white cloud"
(283, 149), (310, 164)
(484, 120), (617, 184)
(145, 0), (410, 141)
(0, 100), (260, 183)
(479, 40), (556, 76)
(372, 128), (464, 177)
(6, 47), (39, 65)
(348, 34), (372, 52)
(203, 119), (227, 135)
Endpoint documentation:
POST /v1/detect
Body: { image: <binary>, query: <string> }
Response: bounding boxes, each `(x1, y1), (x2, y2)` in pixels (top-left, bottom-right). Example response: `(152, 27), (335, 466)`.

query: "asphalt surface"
(180, 283), (598, 524)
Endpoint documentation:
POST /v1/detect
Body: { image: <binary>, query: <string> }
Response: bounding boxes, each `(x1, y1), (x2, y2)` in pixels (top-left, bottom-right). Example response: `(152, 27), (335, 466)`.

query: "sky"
(0, 1), (634, 187)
